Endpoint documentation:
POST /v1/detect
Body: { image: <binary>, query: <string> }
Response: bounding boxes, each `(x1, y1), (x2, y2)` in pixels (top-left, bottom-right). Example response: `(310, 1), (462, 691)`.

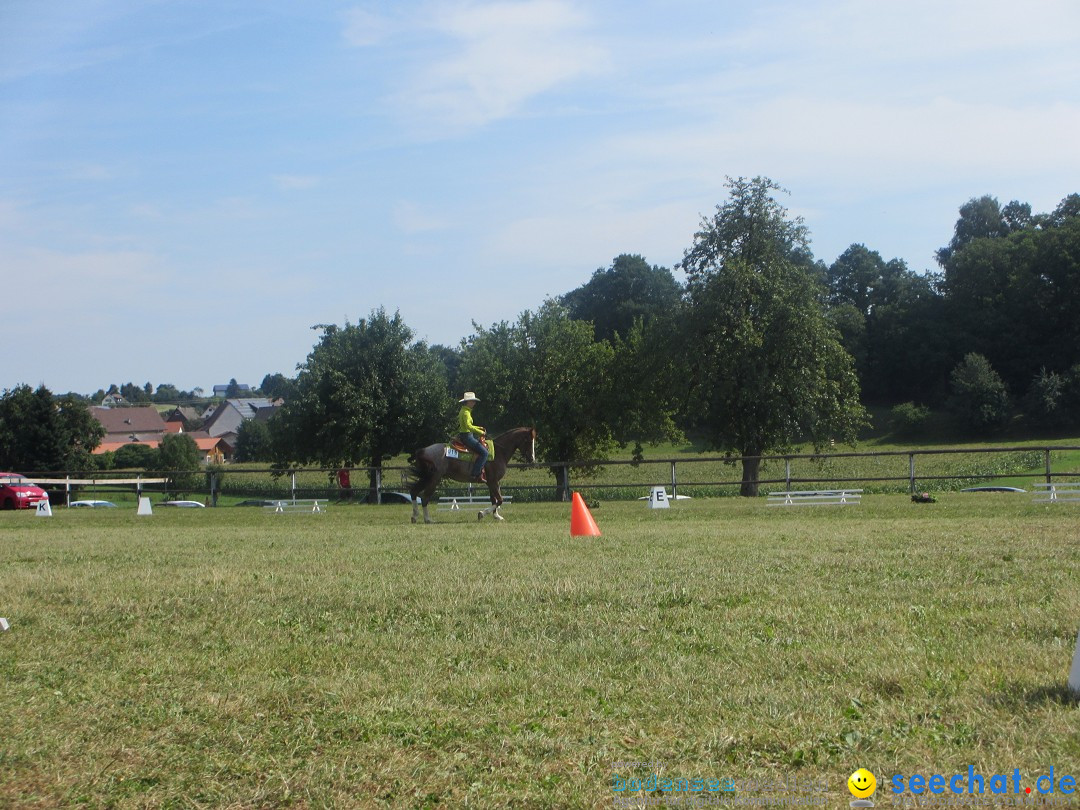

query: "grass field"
(2, 495), (1080, 808)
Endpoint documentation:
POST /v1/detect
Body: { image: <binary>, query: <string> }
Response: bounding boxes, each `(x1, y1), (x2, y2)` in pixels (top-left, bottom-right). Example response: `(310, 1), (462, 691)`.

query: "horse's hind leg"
(421, 484), (437, 524)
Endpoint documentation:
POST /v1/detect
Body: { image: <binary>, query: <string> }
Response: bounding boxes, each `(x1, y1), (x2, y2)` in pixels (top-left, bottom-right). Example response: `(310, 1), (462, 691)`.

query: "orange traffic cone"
(570, 492), (601, 537)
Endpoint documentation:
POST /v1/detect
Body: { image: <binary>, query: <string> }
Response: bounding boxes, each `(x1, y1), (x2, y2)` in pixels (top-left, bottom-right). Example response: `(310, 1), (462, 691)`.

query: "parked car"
(0, 473), (49, 510)
(69, 500), (118, 508)
(161, 500), (206, 508)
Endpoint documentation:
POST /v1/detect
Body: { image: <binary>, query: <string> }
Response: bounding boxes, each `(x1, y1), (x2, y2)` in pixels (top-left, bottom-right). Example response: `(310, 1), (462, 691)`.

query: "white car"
(69, 500), (117, 508)
(161, 500), (206, 508)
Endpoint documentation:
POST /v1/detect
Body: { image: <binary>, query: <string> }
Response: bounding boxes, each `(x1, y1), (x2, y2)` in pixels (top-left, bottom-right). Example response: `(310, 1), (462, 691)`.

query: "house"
(212, 383), (253, 398)
(201, 398), (282, 449)
(188, 434), (234, 464)
(164, 406), (202, 433)
(90, 406), (168, 452)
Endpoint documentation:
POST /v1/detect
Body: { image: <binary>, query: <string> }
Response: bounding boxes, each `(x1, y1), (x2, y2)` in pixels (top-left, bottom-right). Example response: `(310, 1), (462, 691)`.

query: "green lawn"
(2, 496), (1079, 807)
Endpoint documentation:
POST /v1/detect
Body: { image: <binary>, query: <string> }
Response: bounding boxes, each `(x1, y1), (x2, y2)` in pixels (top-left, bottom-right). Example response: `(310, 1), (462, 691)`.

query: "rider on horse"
(457, 392), (488, 483)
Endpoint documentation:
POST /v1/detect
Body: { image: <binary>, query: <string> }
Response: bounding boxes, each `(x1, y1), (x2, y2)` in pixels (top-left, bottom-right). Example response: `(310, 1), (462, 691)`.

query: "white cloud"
(390, 0), (609, 131)
(342, 7), (394, 47)
(0, 245), (166, 332)
(273, 174), (321, 191)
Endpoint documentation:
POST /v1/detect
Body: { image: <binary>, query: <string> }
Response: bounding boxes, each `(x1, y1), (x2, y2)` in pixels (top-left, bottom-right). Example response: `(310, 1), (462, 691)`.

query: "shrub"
(889, 402), (931, 437)
(113, 443), (159, 469)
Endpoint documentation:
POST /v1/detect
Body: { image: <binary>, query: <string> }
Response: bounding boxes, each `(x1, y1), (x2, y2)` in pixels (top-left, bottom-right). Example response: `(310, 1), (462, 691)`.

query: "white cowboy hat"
(459, 392), (480, 403)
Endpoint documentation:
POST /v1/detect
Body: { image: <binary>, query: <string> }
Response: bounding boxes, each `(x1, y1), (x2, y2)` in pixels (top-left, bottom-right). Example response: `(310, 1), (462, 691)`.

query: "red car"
(0, 473), (49, 510)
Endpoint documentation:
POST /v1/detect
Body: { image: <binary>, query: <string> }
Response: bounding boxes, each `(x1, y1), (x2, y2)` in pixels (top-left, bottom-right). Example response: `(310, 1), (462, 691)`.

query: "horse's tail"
(406, 451), (435, 490)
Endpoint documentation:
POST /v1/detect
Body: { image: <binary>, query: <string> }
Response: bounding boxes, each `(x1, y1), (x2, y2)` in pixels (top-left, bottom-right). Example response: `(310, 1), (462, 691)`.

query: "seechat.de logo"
(848, 768), (877, 807)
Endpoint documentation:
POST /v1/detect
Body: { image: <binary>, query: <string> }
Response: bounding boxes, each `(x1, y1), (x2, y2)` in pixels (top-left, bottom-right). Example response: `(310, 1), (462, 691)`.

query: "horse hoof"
(493, 512), (505, 521)
(411, 516), (417, 524)
(477, 511), (485, 521)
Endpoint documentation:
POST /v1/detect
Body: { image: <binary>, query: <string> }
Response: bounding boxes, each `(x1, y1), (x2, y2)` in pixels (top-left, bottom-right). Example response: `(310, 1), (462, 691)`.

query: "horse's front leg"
(479, 484), (505, 521)
(411, 496), (420, 524)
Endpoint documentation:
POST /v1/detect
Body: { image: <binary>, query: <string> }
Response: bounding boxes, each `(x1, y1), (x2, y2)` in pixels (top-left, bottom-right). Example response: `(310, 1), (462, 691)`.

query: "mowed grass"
(2, 496), (1080, 808)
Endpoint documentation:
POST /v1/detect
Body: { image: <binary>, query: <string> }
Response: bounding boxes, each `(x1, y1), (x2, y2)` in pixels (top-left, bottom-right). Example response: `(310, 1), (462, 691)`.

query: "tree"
(158, 432), (201, 493)
(826, 243), (884, 316)
(153, 383), (182, 403)
(119, 382), (151, 404)
(948, 353), (1010, 434)
(560, 254), (683, 341)
(428, 344), (463, 399)
(936, 195), (1008, 266)
(259, 373), (296, 401)
(680, 177), (867, 496)
(0, 385), (105, 471)
(826, 244), (950, 403)
(234, 418), (273, 462)
(1023, 368), (1070, 430)
(271, 308), (451, 498)
(460, 301), (634, 499)
(607, 314), (686, 456)
(940, 194), (1080, 393)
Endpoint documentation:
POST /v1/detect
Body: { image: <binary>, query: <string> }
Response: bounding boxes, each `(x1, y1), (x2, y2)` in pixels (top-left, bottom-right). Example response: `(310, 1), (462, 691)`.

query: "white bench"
(437, 495), (511, 511)
(264, 499), (327, 514)
(1032, 483), (1080, 504)
(767, 489), (863, 506)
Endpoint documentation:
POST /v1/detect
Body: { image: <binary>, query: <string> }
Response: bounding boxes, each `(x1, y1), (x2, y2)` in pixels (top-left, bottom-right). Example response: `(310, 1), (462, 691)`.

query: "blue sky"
(2, 0), (1078, 395)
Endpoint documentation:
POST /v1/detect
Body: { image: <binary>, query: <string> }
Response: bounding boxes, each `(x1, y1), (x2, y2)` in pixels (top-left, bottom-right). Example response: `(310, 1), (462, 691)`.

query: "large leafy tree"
(259, 373), (296, 401)
(826, 244), (949, 403)
(459, 301), (621, 500)
(940, 194), (1080, 392)
(0, 384), (105, 471)
(607, 313), (686, 456)
(271, 308), (451, 497)
(681, 177), (867, 496)
(936, 195), (1010, 266)
(158, 432), (201, 493)
(560, 254), (683, 341)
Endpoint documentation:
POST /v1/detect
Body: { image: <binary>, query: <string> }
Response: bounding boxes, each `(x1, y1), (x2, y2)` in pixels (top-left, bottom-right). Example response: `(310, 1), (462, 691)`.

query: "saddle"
(446, 437), (494, 459)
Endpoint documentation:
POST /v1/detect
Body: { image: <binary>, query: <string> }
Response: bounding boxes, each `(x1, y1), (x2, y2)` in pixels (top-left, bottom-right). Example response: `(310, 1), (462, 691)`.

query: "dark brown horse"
(408, 426), (536, 523)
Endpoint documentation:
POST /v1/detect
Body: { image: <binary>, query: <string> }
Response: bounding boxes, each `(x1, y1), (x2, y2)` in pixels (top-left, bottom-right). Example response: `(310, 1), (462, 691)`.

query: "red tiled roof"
(92, 440), (161, 455)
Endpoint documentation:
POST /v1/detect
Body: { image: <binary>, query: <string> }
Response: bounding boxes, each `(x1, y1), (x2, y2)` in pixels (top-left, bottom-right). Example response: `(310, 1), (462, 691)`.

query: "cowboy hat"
(459, 392), (480, 403)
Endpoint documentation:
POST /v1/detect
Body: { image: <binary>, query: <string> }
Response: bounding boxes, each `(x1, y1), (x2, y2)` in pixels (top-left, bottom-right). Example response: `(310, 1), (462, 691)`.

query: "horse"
(408, 426), (536, 523)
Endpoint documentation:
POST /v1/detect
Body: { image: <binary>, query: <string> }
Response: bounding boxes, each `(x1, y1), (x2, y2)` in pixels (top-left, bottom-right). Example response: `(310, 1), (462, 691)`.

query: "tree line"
(3, 178), (1078, 496)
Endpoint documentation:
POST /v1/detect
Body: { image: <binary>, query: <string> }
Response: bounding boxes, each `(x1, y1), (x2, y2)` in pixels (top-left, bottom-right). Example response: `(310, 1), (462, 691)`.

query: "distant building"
(212, 383), (253, 398)
(201, 397), (282, 448)
(164, 406), (202, 433)
(89, 406), (168, 454)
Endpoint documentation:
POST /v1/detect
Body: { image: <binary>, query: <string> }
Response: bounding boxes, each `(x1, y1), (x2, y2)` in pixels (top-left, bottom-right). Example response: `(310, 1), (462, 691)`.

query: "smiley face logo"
(848, 768), (877, 799)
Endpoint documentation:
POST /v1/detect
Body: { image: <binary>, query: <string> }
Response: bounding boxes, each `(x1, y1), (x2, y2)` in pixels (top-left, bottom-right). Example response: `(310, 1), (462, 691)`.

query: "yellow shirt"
(457, 406), (484, 437)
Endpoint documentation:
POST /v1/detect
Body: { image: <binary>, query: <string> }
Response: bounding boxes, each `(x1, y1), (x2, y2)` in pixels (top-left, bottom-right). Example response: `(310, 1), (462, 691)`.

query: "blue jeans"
(461, 433), (488, 478)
